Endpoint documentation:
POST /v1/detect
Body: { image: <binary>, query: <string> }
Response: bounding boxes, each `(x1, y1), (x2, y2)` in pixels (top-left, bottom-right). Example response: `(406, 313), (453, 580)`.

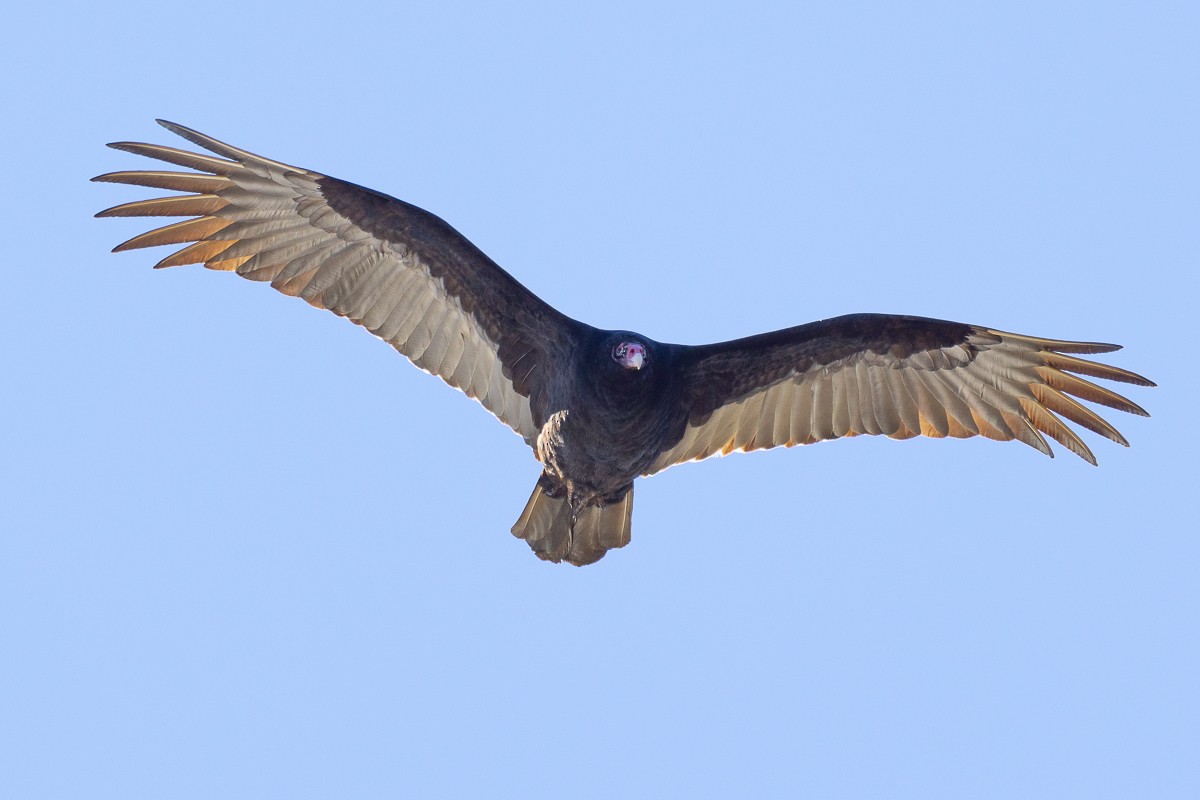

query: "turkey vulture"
(94, 121), (1154, 566)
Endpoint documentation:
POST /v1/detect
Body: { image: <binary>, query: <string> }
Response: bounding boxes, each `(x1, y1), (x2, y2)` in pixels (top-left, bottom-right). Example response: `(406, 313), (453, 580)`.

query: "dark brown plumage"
(95, 121), (1155, 565)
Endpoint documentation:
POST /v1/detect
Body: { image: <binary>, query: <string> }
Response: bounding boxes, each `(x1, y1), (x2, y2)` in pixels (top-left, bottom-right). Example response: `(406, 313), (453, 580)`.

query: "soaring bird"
(95, 121), (1154, 566)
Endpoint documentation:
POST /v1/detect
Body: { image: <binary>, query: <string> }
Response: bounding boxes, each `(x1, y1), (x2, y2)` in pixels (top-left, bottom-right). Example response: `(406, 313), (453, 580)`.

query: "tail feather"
(511, 481), (633, 566)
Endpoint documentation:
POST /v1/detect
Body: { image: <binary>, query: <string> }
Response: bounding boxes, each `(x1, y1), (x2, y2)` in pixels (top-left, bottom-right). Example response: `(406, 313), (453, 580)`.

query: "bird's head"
(611, 339), (647, 371)
(587, 331), (662, 397)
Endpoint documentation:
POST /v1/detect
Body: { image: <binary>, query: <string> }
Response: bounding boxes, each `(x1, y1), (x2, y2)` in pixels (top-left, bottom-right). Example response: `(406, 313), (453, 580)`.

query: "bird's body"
(95, 122), (1154, 565)
(539, 331), (676, 497)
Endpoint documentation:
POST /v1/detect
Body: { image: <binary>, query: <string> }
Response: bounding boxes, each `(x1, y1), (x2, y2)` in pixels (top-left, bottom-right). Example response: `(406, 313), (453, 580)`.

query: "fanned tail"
(511, 478), (633, 566)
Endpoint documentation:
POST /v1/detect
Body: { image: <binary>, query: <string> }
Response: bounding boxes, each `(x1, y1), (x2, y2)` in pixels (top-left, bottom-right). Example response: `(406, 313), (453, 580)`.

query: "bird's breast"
(536, 402), (670, 501)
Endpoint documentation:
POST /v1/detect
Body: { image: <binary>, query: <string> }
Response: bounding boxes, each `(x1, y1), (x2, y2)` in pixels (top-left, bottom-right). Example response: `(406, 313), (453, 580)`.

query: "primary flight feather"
(95, 121), (1154, 565)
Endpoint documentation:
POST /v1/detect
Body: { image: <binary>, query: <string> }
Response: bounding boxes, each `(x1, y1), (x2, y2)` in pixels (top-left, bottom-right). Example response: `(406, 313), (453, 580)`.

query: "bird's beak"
(626, 343), (646, 370)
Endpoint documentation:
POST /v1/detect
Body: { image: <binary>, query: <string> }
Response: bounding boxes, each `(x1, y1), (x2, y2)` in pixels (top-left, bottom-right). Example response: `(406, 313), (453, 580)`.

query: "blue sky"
(3, 2), (1196, 798)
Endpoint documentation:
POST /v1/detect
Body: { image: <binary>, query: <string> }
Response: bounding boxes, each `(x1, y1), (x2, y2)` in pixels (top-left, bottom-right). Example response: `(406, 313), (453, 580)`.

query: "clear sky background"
(2, 2), (1196, 798)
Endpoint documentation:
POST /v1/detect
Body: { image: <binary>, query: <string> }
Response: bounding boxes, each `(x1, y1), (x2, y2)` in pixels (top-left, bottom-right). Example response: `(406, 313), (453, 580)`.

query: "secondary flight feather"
(94, 121), (1154, 565)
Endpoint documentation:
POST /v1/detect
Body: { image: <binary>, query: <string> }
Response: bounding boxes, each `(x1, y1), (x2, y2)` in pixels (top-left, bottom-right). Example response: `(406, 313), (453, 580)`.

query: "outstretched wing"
(94, 120), (583, 446)
(648, 313), (1153, 474)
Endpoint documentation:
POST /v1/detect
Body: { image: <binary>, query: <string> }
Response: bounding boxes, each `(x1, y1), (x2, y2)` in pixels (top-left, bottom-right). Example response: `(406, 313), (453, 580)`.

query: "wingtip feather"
(157, 119), (191, 138)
